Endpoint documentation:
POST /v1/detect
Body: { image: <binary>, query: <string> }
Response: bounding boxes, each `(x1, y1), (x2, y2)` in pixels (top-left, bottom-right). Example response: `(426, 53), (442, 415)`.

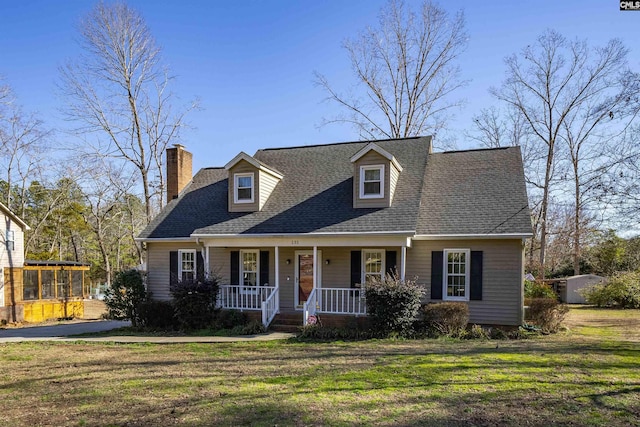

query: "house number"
(291, 240), (299, 245)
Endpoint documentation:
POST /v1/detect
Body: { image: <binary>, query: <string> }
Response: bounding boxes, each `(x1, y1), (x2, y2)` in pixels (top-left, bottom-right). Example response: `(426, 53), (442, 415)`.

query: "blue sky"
(1, 0), (638, 173)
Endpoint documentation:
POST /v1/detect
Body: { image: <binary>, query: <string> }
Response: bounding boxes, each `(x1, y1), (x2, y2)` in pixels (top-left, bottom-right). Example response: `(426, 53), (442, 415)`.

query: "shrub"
(104, 269), (147, 327)
(580, 272), (640, 309)
(212, 310), (248, 330)
(524, 280), (557, 299)
(526, 297), (569, 334)
(297, 324), (377, 341)
(170, 277), (220, 330)
(465, 324), (489, 340)
(364, 273), (424, 337)
(230, 319), (266, 335)
(421, 302), (469, 337)
(138, 300), (177, 329)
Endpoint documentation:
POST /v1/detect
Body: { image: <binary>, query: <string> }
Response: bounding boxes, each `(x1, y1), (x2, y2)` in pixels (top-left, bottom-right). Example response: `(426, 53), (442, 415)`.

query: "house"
(0, 202), (94, 323)
(137, 136), (532, 327)
(0, 201), (30, 322)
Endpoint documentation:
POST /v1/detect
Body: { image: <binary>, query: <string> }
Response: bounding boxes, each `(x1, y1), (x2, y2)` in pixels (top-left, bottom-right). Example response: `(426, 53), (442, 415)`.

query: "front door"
(295, 251), (321, 307)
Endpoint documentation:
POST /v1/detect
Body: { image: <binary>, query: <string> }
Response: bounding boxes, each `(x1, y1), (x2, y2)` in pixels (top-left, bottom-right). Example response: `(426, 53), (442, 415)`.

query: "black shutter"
(230, 251), (239, 285)
(470, 251), (483, 301)
(260, 250), (269, 286)
(196, 251), (205, 282)
(170, 251), (178, 286)
(350, 250), (362, 288)
(386, 250), (397, 277)
(431, 251), (443, 300)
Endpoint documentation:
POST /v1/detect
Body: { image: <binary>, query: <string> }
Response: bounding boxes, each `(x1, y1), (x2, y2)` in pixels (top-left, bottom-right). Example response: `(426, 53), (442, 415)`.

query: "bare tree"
(315, 0), (467, 140)
(59, 1), (195, 223)
(490, 30), (633, 278)
(0, 81), (50, 213)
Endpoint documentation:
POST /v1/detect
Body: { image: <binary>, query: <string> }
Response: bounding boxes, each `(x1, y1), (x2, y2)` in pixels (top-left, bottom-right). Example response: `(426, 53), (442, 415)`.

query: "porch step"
(269, 312), (304, 333)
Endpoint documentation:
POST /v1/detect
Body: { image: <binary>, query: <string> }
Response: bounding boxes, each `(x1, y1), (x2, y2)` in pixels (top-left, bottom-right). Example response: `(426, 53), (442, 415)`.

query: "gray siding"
(146, 242), (200, 301)
(405, 239), (524, 325)
(353, 151), (392, 208)
(258, 170), (279, 210)
(228, 160), (258, 212)
(389, 163), (400, 203)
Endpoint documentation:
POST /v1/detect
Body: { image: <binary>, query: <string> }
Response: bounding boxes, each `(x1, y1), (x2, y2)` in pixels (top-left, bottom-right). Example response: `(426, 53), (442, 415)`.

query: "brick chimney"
(166, 144), (193, 203)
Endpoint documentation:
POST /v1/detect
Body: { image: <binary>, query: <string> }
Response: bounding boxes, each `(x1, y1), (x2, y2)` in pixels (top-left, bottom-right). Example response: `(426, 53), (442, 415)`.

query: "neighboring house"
(0, 201), (29, 321)
(138, 137), (532, 327)
(561, 274), (604, 304)
(0, 202), (94, 323)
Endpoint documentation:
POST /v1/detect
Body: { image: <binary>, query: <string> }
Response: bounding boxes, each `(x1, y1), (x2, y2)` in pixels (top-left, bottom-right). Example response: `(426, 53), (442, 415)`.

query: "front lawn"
(0, 307), (638, 426)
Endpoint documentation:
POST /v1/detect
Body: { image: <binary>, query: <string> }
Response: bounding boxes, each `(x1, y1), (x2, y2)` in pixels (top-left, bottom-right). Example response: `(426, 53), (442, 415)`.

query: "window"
(71, 271), (83, 297)
(362, 249), (385, 284)
(443, 249), (470, 301)
(6, 229), (14, 251)
(178, 250), (196, 282)
(360, 165), (384, 199)
(56, 270), (69, 299)
(234, 173), (254, 203)
(241, 250), (259, 287)
(23, 270), (39, 300)
(41, 270), (55, 299)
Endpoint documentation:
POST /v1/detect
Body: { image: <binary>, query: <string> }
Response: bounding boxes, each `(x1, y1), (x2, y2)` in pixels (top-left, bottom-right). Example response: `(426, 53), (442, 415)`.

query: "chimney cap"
(172, 143), (185, 149)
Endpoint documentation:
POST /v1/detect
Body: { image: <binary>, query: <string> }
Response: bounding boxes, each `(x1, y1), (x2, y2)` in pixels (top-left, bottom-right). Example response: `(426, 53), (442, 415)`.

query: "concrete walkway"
(0, 319), (296, 343)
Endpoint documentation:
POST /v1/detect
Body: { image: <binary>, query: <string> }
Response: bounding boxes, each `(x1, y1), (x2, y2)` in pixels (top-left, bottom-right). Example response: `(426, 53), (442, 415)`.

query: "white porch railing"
(303, 288), (318, 325)
(318, 288), (367, 316)
(261, 286), (279, 328)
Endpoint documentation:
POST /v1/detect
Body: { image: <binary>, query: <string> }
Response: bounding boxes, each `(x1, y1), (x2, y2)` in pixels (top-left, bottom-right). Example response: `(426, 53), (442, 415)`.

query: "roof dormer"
(350, 143), (403, 209)
(224, 152), (283, 212)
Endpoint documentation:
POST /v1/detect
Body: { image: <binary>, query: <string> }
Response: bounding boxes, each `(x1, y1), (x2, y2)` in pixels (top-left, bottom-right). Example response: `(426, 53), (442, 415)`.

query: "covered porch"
(196, 233), (412, 328)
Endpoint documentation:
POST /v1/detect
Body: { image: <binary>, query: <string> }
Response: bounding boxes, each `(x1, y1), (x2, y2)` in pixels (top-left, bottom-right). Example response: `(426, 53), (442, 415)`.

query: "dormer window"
(360, 165), (384, 199)
(234, 173), (254, 203)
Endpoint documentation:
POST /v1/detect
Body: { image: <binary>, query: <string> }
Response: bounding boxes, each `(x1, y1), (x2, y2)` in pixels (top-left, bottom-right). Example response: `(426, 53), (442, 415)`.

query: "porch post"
(400, 246), (407, 281)
(205, 246), (210, 278)
(312, 246), (318, 289)
(274, 246), (280, 288)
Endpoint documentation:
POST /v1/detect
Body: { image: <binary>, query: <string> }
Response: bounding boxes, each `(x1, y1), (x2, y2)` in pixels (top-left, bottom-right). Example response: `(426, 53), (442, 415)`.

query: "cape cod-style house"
(137, 136), (532, 328)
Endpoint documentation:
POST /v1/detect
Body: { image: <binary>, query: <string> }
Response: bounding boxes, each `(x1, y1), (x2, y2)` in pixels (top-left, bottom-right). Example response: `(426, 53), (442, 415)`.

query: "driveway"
(0, 320), (131, 342)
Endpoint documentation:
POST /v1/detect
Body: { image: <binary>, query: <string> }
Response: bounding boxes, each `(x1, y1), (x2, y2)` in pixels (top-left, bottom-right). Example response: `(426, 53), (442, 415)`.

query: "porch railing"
(303, 287), (318, 325)
(217, 285), (276, 310)
(261, 286), (279, 328)
(217, 285), (279, 328)
(318, 288), (367, 316)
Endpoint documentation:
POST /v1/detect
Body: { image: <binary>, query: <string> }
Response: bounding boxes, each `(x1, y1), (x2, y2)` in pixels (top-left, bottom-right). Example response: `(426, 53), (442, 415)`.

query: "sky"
(1, 0), (639, 173)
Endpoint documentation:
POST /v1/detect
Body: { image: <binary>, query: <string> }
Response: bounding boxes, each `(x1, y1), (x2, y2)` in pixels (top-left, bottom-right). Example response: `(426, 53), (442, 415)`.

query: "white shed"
(562, 274), (605, 304)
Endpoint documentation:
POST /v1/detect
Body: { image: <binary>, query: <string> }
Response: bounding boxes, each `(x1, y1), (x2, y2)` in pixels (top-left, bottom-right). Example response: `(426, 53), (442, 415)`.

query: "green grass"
(0, 307), (638, 426)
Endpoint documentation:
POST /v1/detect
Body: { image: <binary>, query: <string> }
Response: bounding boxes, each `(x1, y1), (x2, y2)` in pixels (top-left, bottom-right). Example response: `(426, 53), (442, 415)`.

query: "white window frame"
(362, 249), (386, 284)
(178, 249), (196, 282)
(234, 172), (255, 204)
(6, 229), (14, 251)
(443, 249), (470, 301)
(359, 165), (385, 199)
(240, 249), (260, 291)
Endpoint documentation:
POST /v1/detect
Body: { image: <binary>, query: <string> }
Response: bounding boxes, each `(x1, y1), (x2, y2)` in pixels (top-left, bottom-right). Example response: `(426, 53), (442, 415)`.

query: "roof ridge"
(438, 146), (515, 154)
(257, 136), (428, 152)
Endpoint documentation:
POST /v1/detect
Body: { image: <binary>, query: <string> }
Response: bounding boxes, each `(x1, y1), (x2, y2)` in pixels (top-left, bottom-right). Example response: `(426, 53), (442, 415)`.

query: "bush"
(230, 319), (266, 335)
(104, 269), (147, 327)
(524, 280), (557, 299)
(138, 300), (177, 329)
(580, 272), (640, 309)
(465, 324), (489, 340)
(212, 310), (248, 330)
(526, 297), (569, 334)
(364, 273), (424, 337)
(170, 277), (220, 330)
(297, 324), (377, 341)
(421, 302), (469, 337)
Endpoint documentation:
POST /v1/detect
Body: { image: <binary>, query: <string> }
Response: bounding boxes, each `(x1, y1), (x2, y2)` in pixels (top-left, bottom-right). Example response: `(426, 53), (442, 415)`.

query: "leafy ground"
(0, 307), (638, 426)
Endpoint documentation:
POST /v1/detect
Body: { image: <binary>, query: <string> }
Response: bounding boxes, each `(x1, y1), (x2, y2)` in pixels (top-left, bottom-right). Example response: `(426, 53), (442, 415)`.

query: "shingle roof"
(416, 147), (532, 235)
(138, 137), (532, 240)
